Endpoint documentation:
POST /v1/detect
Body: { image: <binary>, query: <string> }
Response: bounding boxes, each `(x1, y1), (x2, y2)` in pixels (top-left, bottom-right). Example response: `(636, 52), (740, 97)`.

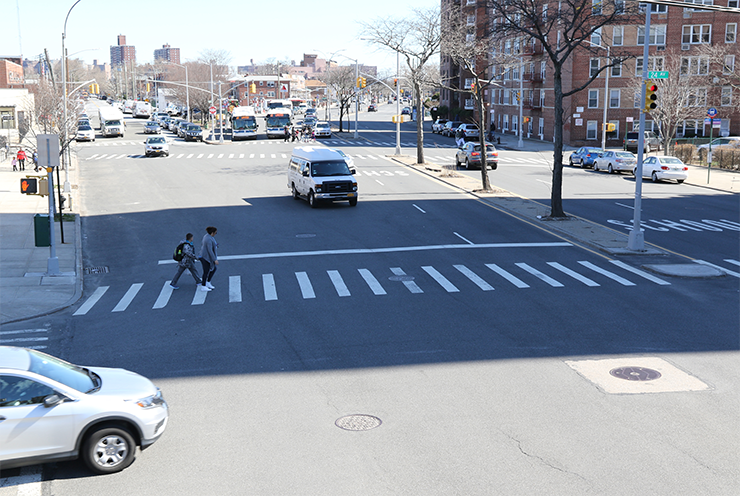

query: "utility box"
(34, 214), (51, 247)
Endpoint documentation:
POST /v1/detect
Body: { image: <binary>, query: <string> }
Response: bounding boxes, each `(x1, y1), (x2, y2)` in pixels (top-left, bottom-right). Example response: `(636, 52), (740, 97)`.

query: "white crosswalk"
(68, 258), (736, 316)
(77, 139), (439, 148)
(0, 329), (50, 349)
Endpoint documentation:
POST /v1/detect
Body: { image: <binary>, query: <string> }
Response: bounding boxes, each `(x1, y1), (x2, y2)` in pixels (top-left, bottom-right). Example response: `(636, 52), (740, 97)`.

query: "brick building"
(441, 0), (740, 147)
(110, 35), (136, 66)
(154, 44), (180, 65)
(0, 57), (25, 89)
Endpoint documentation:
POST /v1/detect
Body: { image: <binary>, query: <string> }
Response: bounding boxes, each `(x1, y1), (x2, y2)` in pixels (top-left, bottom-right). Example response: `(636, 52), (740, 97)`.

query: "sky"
(1, 0), (438, 73)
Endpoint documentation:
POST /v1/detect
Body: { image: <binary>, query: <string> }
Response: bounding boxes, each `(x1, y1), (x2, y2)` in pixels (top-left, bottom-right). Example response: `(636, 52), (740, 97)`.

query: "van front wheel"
(308, 191), (317, 208)
(292, 184), (299, 200)
(349, 197), (357, 207)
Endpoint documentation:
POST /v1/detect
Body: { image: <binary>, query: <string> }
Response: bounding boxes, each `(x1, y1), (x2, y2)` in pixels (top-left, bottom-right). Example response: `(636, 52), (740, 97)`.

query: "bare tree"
(321, 66), (356, 133)
(362, 6), (442, 165)
(486, 0), (639, 218)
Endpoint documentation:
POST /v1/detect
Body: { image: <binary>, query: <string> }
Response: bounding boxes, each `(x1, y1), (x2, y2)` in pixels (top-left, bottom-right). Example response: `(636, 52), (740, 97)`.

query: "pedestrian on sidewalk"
(198, 226), (218, 292)
(17, 148), (26, 171)
(11, 156), (17, 171)
(32, 151), (39, 171)
(170, 233), (201, 289)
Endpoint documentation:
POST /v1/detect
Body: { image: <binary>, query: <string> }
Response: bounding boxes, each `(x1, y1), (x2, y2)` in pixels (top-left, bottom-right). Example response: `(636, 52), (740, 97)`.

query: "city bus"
(231, 106), (258, 140)
(265, 107), (292, 139)
(266, 99), (293, 111)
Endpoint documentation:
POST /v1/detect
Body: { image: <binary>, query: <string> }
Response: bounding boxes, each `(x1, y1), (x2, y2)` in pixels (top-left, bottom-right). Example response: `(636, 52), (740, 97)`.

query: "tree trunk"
(414, 81), (425, 164)
(476, 88), (491, 191)
(550, 66), (566, 218)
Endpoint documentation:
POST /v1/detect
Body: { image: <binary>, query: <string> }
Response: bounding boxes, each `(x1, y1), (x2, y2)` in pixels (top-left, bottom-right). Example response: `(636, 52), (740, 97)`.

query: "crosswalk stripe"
(176, 154), (184, 158)
(207, 153), (214, 159)
(192, 286), (207, 305)
(197, 153), (204, 159)
(547, 262), (599, 286)
(725, 259), (740, 267)
(486, 263), (529, 288)
(328, 270), (351, 297)
(73, 286), (109, 315)
(250, 154), (255, 158)
(296, 271), (315, 299)
(391, 267), (423, 293)
(112, 283), (143, 312)
(609, 260), (670, 285)
(578, 261), (635, 285)
(217, 153), (224, 158)
(116, 154), (128, 159)
(271, 154), (276, 158)
(0, 329), (47, 336)
(229, 275), (242, 302)
(187, 153), (193, 158)
(260, 154), (265, 158)
(693, 259), (740, 277)
(229, 153), (235, 159)
(454, 265), (494, 291)
(0, 336), (48, 343)
(239, 153), (244, 158)
(263, 274), (277, 300)
(422, 266), (459, 292)
(153, 282), (174, 309)
(358, 268), (386, 295)
(516, 263), (564, 287)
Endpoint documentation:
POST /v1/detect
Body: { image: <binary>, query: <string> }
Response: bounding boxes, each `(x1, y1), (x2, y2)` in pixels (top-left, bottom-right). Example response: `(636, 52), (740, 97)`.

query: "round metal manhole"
(388, 275), (415, 282)
(609, 367), (662, 381)
(335, 414), (382, 431)
(295, 234), (316, 238)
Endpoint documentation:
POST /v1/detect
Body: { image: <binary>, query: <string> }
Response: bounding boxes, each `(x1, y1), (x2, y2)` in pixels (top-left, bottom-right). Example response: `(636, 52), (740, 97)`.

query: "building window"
(513, 64), (520, 80)
(466, 33), (475, 43)
(682, 25), (712, 44)
(587, 121), (598, 140)
(542, 5), (548, 21)
(636, 56), (664, 75)
(727, 24), (737, 43)
(503, 114), (509, 131)
(268, 91), (275, 97)
(591, 28), (602, 46)
(609, 89), (621, 108)
(504, 67), (510, 81)
(467, 14), (476, 26)
(638, 25), (666, 45)
(721, 86), (732, 106)
(684, 0), (714, 11)
(724, 55), (736, 74)
(540, 61), (547, 81)
(588, 89), (599, 108)
(613, 26), (624, 46)
(539, 89), (545, 107)
(640, 3), (667, 13)
(0, 110), (15, 129)
(504, 89), (511, 105)
(512, 115), (518, 133)
(267, 81), (275, 87)
(680, 57), (710, 76)
(590, 58), (600, 78)
(615, 0), (625, 13)
(611, 61), (622, 77)
(730, 0), (739, 7)
(592, 0), (602, 14)
(686, 88), (707, 106)
(634, 90), (642, 108)
(465, 78), (474, 89)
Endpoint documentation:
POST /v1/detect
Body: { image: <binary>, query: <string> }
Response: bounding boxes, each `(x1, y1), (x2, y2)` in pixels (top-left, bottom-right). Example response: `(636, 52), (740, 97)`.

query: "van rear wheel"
(292, 184), (299, 200)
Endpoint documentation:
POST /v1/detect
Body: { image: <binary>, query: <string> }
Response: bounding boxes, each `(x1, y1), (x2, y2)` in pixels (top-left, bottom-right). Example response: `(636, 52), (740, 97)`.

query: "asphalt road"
(3, 103), (738, 496)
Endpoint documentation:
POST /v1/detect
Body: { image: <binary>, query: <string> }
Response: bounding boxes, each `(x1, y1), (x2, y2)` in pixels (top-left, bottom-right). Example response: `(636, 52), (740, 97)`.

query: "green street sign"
(647, 71), (669, 79)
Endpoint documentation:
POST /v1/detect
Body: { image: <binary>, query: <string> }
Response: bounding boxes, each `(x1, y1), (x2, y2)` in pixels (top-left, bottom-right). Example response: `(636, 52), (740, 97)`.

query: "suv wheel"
(83, 427), (136, 474)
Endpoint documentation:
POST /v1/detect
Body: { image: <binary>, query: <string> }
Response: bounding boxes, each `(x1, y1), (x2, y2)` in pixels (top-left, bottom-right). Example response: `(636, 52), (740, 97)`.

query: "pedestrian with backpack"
(198, 226), (218, 292)
(169, 233), (201, 289)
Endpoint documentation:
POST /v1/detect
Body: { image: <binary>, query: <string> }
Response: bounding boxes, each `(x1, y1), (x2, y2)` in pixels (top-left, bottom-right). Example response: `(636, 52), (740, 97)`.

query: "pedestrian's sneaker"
(169, 284), (179, 290)
(200, 285), (212, 292)
(206, 282), (215, 289)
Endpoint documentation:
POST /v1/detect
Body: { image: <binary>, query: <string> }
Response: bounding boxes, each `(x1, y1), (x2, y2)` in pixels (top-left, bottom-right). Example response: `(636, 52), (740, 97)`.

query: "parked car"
(624, 131), (661, 153)
(0, 346), (168, 474)
(183, 123), (203, 142)
(76, 124), (95, 142)
(144, 136), (169, 157)
(305, 108), (317, 117)
(696, 136), (740, 151)
(457, 123), (479, 140)
(432, 118), (449, 133)
(455, 141), (499, 170)
(568, 147), (603, 168)
(401, 107), (411, 115)
(637, 156), (689, 183)
(367, 104), (377, 112)
(314, 121), (332, 138)
(442, 121), (463, 137)
(304, 117), (318, 128)
(77, 119), (91, 129)
(592, 150), (637, 174)
(144, 121), (161, 134)
(171, 119), (187, 136)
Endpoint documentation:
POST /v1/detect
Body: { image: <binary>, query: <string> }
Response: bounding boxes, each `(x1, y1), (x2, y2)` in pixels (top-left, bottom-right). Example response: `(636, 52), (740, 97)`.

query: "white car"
(76, 124), (96, 142)
(0, 346), (168, 474)
(314, 122), (332, 138)
(696, 136), (740, 151)
(592, 150), (636, 174)
(637, 156), (689, 183)
(144, 136), (169, 157)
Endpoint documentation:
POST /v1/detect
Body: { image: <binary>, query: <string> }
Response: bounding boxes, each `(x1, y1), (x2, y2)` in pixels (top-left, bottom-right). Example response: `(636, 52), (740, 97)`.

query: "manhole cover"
(83, 266), (109, 274)
(609, 367), (662, 381)
(335, 414), (382, 431)
(295, 234), (316, 238)
(389, 275), (415, 282)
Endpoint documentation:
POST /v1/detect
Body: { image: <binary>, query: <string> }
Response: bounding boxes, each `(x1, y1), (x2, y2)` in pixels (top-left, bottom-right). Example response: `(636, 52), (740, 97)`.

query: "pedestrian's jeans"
(199, 258), (217, 286)
(171, 262), (201, 286)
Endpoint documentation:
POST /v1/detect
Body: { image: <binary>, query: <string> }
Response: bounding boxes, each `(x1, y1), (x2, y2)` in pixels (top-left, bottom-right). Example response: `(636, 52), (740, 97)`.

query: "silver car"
(592, 150), (636, 174)
(0, 346), (168, 474)
(144, 136), (169, 157)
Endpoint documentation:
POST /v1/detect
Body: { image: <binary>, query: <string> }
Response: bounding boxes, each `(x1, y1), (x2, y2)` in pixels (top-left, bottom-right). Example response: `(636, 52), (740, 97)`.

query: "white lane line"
(454, 232), (474, 245)
(94, 154), (109, 160)
(693, 259), (740, 277)
(217, 153), (224, 158)
(547, 262), (599, 287)
(115, 154), (128, 159)
(229, 275), (242, 302)
(391, 267), (423, 293)
(578, 261), (636, 285)
(485, 264), (530, 288)
(191, 286), (207, 305)
(152, 282), (174, 309)
(358, 269), (386, 295)
(327, 270), (351, 297)
(376, 180), (385, 186)
(0, 329), (47, 336)
(615, 202), (635, 210)
(296, 271), (315, 299)
(355, 154), (365, 159)
(422, 266), (459, 292)
(0, 336), (48, 344)
(112, 283), (143, 312)
(368, 155), (378, 160)
(263, 274), (277, 300)
(239, 153), (245, 158)
(609, 260), (670, 285)
(413, 204), (426, 213)
(86, 154), (99, 160)
(260, 154), (265, 158)
(454, 265), (494, 291)
(516, 263), (564, 287)
(271, 154), (276, 158)
(725, 259), (740, 266)
(281, 153), (287, 158)
(73, 286), (109, 315)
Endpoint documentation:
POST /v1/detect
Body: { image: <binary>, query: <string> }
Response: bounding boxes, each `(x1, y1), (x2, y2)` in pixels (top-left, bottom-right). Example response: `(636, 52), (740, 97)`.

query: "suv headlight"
(135, 388), (165, 408)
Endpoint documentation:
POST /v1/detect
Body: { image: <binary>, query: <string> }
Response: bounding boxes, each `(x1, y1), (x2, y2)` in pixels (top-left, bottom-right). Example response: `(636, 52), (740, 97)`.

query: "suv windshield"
(311, 160), (352, 177)
(27, 349), (96, 393)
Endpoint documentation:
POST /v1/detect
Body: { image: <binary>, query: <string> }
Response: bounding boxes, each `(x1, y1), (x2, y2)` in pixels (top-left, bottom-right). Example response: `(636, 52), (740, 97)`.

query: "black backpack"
(173, 242), (186, 262)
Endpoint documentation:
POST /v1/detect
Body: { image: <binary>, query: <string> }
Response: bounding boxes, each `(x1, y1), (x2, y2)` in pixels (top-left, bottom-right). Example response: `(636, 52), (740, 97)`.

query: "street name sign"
(647, 71), (669, 79)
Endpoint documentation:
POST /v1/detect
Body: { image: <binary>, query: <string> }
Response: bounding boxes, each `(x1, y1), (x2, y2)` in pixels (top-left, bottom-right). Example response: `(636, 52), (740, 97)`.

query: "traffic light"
(356, 77), (362, 88)
(603, 123), (616, 132)
(515, 91), (520, 103)
(393, 78), (398, 87)
(250, 83), (256, 93)
(644, 81), (658, 112)
(361, 77), (367, 88)
(146, 82), (151, 92)
(470, 81), (476, 92)
(20, 177), (37, 194)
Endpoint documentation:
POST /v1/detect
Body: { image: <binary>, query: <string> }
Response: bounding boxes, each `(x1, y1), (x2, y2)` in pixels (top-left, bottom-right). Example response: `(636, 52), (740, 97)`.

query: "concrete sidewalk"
(0, 159), (81, 325)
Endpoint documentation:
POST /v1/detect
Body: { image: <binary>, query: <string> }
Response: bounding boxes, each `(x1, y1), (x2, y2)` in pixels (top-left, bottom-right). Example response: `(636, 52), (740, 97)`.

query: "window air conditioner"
(681, 44), (691, 50)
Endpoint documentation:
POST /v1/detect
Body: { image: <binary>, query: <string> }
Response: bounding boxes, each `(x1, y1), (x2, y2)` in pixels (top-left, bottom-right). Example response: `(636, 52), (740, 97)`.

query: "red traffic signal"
(644, 81), (658, 111)
(20, 177), (37, 194)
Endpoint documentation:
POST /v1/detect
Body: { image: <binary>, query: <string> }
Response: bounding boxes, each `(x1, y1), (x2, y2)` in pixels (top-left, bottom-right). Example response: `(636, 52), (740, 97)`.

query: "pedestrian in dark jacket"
(170, 233), (201, 289)
(198, 226), (218, 292)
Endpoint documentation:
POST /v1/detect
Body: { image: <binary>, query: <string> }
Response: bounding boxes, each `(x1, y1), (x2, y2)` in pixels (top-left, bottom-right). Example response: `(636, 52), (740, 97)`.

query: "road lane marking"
(328, 270), (351, 297)
(263, 274), (277, 300)
(176, 154), (184, 158)
(422, 266), (459, 292)
(217, 153), (224, 159)
(229, 153), (234, 159)
(391, 267), (423, 293)
(239, 153), (244, 158)
(547, 262), (599, 286)
(73, 286), (109, 315)
(358, 269), (386, 295)
(578, 261), (636, 285)
(725, 259), (740, 266)
(413, 204), (426, 213)
(207, 154), (214, 158)
(197, 153), (204, 158)
(187, 153), (193, 158)
(296, 271), (315, 299)
(486, 264), (530, 288)
(454, 232), (474, 245)
(229, 276), (242, 302)
(153, 282), (173, 309)
(112, 283), (143, 312)
(609, 260), (670, 285)
(454, 265), (494, 291)
(516, 263), (564, 287)
(191, 286), (207, 305)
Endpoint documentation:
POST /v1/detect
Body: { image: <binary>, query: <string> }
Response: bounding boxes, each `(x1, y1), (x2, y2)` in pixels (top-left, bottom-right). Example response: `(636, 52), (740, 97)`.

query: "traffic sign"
(209, 106), (217, 115)
(647, 71), (669, 79)
(707, 107), (718, 117)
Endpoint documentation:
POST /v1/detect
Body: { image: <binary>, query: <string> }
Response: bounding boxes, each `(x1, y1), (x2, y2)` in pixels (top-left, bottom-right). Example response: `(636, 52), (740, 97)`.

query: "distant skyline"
(1, 0), (439, 73)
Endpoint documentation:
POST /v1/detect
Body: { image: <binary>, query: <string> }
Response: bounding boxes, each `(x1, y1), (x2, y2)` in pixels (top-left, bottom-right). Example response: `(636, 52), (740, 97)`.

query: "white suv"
(0, 346), (168, 474)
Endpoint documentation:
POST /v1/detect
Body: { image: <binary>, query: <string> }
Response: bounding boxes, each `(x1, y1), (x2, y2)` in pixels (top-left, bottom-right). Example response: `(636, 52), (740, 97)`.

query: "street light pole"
(166, 61), (189, 122)
(518, 56), (523, 148)
(395, 50), (401, 155)
(61, 0), (82, 194)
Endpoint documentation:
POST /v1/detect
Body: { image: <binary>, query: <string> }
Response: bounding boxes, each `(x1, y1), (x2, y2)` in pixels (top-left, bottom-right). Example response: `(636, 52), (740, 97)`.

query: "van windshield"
(311, 160), (351, 177)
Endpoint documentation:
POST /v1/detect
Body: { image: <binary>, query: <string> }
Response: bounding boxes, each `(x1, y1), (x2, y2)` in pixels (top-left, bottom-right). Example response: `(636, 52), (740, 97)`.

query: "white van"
(287, 147), (358, 207)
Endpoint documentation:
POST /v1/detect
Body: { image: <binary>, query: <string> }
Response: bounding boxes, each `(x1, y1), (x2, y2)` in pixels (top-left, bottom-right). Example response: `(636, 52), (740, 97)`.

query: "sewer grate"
(389, 275), (415, 282)
(83, 266), (109, 274)
(609, 367), (662, 381)
(335, 414), (382, 431)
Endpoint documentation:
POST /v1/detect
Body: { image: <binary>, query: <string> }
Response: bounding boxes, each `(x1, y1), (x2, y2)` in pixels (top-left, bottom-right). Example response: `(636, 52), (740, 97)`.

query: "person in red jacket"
(16, 148), (26, 171)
